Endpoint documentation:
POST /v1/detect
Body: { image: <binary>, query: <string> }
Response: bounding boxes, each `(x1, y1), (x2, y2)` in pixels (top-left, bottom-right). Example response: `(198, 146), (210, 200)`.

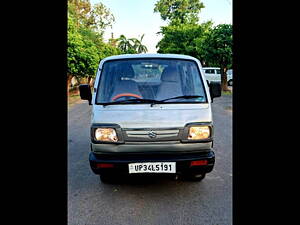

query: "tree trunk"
(220, 67), (230, 91)
(67, 74), (73, 96)
(87, 76), (92, 86)
(89, 78), (94, 87)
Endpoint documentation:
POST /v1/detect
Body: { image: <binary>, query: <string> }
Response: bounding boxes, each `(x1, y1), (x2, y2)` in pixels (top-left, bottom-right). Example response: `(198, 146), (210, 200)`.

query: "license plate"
(128, 162), (176, 174)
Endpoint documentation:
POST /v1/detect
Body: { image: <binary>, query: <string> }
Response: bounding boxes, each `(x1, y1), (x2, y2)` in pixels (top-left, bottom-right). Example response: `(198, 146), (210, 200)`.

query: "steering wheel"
(112, 93), (142, 101)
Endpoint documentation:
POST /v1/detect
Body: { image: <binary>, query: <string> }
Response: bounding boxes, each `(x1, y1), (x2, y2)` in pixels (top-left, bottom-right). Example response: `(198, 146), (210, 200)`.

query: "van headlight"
(188, 126), (211, 140)
(94, 128), (118, 142)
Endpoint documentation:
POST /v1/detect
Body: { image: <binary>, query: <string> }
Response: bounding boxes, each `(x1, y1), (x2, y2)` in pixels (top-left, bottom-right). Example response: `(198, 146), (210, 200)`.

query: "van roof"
(100, 53), (199, 65)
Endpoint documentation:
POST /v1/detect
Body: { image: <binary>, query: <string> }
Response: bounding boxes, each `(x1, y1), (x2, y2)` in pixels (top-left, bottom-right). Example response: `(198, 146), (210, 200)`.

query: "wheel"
(184, 173), (206, 182)
(228, 80), (233, 86)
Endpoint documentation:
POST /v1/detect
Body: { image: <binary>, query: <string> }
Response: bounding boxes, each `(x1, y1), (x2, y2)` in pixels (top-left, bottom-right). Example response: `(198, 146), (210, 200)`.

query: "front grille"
(122, 128), (183, 142)
(126, 129), (179, 138)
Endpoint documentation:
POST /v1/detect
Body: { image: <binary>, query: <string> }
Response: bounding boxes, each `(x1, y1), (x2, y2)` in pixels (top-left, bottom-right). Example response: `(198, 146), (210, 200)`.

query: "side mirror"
(209, 81), (221, 101)
(206, 80), (210, 87)
(79, 84), (92, 105)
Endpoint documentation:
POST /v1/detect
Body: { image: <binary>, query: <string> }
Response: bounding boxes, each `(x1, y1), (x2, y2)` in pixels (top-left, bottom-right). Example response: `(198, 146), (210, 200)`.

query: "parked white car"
(202, 67), (221, 84)
(227, 69), (233, 86)
(203, 67), (233, 86)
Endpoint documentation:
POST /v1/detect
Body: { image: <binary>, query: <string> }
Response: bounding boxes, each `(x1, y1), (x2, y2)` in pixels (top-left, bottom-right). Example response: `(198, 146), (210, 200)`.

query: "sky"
(90, 0), (232, 53)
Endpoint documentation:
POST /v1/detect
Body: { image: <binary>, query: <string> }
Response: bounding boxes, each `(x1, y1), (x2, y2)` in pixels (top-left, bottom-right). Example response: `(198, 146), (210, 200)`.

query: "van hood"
(91, 104), (212, 128)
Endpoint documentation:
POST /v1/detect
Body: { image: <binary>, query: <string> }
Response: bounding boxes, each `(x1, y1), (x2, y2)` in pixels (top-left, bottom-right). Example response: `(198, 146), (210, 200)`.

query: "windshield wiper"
(159, 95), (204, 102)
(98, 95), (204, 106)
(99, 98), (163, 106)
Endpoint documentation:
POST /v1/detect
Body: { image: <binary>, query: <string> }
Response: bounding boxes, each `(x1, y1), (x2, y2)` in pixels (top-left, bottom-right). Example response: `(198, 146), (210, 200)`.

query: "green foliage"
(68, 0), (114, 34)
(154, 0), (205, 25)
(197, 24), (233, 69)
(68, 13), (99, 80)
(86, 2), (115, 35)
(67, 0), (119, 82)
(117, 35), (133, 53)
(197, 24), (233, 90)
(68, 0), (148, 84)
(154, 0), (212, 63)
(130, 34), (148, 53)
(154, 0), (232, 90)
(67, 14), (85, 77)
(117, 34), (148, 54)
(99, 42), (122, 59)
(156, 21), (212, 59)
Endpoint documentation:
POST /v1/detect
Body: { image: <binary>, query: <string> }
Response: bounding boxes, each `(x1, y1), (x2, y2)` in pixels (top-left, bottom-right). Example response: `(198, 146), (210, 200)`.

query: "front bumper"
(89, 150), (215, 175)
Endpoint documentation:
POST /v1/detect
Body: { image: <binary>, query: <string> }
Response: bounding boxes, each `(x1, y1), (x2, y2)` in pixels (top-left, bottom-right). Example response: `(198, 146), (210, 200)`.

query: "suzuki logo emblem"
(148, 131), (157, 138)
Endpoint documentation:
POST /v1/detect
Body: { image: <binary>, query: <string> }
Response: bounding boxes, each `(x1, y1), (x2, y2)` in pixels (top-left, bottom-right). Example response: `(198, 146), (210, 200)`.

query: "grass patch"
(67, 85), (94, 108)
(222, 90), (232, 95)
(68, 94), (81, 108)
(224, 106), (233, 111)
(68, 87), (81, 108)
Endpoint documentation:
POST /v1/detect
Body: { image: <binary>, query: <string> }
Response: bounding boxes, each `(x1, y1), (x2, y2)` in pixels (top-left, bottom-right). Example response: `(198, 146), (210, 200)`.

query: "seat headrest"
(161, 66), (180, 82)
(119, 63), (135, 78)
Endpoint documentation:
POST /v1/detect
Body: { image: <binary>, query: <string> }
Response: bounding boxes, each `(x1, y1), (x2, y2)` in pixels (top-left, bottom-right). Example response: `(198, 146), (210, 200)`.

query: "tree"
(68, 0), (120, 91)
(99, 42), (121, 58)
(68, 0), (91, 25)
(68, 0), (114, 34)
(129, 34), (148, 53)
(154, 0), (211, 62)
(117, 34), (148, 54)
(117, 35), (133, 53)
(67, 13), (84, 92)
(156, 21), (212, 59)
(68, 15), (99, 87)
(154, 0), (205, 25)
(197, 24), (233, 91)
(85, 2), (115, 34)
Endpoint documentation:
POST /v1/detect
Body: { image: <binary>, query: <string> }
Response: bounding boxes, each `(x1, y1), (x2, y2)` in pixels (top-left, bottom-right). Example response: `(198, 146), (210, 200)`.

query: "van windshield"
(96, 58), (207, 104)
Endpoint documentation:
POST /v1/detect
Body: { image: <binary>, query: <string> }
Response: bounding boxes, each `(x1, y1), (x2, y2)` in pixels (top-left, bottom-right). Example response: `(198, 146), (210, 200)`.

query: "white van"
(202, 67), (221, 84)
(227, 69), (233, 86)
(79, 54), (221, 183)
(203, 67), (233, 86)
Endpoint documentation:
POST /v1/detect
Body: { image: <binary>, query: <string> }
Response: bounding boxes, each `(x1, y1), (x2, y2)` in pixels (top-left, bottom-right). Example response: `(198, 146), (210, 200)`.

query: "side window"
(93, 68), (101, 92)
(191, 66), (205, 97)
(97, 63), (116, 102)
(205, 69), (215, 74)
(181, 62), (206, 99)
(180, 64), (191, 95)
(216, 69), (221, 74)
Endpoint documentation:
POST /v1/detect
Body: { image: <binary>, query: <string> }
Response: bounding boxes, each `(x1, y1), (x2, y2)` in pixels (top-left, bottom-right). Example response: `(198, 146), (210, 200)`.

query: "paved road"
(68, 95), (232, 225)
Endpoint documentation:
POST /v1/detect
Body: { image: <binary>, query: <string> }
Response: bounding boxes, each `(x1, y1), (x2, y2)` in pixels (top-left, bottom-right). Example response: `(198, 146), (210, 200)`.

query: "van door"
(215, 69), (221, 83)
(204, 69), (215, 83)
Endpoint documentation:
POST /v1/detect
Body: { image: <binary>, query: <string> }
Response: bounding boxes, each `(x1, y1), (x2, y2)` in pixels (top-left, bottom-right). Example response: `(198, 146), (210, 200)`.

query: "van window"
(204, 69), (215, 74)
(96, 59), (207, 104)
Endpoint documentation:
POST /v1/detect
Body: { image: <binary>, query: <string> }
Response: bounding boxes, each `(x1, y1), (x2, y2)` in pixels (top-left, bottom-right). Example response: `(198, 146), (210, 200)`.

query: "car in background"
(203, 67), (233, 86)
(202, 67), (221, 84)
(227, 69), (233, 86)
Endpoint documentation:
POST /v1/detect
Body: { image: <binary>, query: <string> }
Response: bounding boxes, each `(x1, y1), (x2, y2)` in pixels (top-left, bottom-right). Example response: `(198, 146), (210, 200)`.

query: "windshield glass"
(96, 58), (207, 104)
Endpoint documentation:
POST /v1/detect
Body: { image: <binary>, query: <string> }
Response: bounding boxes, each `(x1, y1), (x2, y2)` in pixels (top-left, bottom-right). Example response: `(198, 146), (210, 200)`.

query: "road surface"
(68, 95), (232, 225)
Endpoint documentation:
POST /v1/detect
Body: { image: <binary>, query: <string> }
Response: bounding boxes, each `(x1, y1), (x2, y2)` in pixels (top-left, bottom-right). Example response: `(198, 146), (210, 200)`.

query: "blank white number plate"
(128, 162), (176, 174)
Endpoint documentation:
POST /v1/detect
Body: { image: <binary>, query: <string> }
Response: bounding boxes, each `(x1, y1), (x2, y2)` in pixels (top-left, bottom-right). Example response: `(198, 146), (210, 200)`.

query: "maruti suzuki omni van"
(79, 54), (221, 182)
